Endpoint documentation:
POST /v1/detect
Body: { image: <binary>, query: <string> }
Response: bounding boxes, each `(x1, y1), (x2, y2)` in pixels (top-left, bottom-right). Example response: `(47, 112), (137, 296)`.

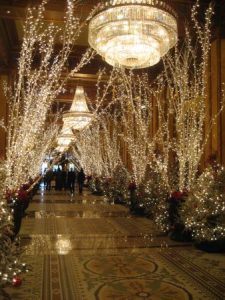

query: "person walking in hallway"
(67, 168), (76, 194)
(77, 168), (85, 195)
(45, 169), (53, 191)
(61, 167), (67, 191)
(55, 167), (62, 190)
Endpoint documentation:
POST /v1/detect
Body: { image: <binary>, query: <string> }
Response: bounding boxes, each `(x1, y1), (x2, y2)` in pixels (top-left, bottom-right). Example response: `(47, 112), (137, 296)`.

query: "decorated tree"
(0, 161), (28, 290)
(0, 0), (96, 288)
(4, 0), (96, 192)
(181, 165), (225, 243)
(162, 1), (214, 191)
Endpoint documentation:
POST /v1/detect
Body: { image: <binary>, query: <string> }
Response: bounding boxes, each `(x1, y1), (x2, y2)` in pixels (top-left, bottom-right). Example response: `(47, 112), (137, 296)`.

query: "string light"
(70, 1), (225, 242)
(4, 0), (97, 191)
(0, 0), (98, 287)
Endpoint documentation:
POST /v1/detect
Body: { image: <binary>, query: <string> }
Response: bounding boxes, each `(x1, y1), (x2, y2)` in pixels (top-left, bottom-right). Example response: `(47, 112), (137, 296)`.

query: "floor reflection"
(10, 189), (225, 300)
(27, 210), (130, 219)
(20, 232), (188, 255)
(55, 235), (73, 255)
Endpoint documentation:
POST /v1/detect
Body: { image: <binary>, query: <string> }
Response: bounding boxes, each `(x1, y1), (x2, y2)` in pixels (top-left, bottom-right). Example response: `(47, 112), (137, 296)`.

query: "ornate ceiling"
(0, 0), (223, 108)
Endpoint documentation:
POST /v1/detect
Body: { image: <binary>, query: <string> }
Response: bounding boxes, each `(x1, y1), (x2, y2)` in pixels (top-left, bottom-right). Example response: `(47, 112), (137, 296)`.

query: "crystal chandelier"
(88, 0), (178, 69)
(57, 134), (73, 146)
(58, 126), (73, 144)
(57, 132), (73, 147)
(56, 124), (74, 153)
(62, 86), (93, 131)
(56, 134), (73, 152)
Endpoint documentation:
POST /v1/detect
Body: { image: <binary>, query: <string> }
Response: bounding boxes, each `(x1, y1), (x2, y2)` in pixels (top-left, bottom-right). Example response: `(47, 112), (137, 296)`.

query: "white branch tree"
(162, 1), (214, 191)
(0, 0), (97, 288)
(4, 0), (96, 191)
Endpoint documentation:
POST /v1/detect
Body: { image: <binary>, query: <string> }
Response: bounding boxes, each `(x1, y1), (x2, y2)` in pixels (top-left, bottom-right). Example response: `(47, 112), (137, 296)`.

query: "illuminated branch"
(162, 1), (214, 191)
(4, 0), (96, 191)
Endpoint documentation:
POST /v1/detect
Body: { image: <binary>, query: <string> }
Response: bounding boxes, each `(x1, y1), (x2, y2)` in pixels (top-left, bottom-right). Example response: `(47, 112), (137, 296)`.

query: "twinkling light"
(4, 0), (96, 191)
(0, 161), (29, 287)
(181, 165), (225, 241)
(0, 0), (97, 287)
(69, 1), (225, 243)
(161, 0), (215, 191)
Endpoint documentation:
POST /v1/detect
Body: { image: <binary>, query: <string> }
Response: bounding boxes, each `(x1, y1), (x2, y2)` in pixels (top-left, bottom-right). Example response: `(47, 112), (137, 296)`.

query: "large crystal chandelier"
(62, 86), (93, 131)
(88, 0), (178, 69)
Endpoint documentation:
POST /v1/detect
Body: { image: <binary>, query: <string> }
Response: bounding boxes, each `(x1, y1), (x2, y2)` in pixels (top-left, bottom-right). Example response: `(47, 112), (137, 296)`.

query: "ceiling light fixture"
(88, 0), (178, 69)
(62, 86), (93, 131)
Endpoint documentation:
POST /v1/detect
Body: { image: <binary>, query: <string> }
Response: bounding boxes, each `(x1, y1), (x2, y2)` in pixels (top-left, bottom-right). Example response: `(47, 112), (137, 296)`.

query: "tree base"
(130, 204), (146, 216)
(169, 223), (193, 242)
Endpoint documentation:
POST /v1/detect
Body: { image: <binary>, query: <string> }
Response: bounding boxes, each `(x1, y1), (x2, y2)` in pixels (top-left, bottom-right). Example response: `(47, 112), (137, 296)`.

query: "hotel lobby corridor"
(4, 188), (225, 300)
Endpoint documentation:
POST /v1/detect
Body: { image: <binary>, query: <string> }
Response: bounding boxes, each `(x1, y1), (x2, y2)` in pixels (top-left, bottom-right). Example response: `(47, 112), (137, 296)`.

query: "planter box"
(195, 239), (225, 253)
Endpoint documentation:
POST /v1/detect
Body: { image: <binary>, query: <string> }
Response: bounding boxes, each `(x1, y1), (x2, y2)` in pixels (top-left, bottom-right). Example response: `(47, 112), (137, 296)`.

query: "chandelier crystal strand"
(62, 86), (93, 131)
(57, 123), (74, 150)
(88, 0), (178, 69)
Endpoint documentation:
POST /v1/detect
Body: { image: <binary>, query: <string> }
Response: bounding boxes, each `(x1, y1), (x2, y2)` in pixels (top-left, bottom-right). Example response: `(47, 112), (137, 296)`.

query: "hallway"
(4, 189), (225, 300)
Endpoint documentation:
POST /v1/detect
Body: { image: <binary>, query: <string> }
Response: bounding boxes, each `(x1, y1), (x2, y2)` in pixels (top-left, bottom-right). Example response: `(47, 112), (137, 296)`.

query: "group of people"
(44, 167), (86, 194)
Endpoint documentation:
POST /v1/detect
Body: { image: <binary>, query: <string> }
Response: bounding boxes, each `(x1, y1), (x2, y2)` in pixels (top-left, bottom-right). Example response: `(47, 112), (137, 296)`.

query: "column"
(0, 75), (7, 158)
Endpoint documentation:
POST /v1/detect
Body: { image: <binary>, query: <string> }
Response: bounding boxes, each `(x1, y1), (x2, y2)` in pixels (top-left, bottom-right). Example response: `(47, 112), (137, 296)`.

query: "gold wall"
(0, 75), (7, 158)
(205, 38), (225, 166)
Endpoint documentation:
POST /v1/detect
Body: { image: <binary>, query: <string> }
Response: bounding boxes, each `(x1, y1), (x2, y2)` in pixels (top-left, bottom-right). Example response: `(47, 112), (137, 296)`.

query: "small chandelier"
(57, 134), (73, 147)
(56, 124), (74, 152)
(63, 86), (93, 131)
(88, 0), (178, 69)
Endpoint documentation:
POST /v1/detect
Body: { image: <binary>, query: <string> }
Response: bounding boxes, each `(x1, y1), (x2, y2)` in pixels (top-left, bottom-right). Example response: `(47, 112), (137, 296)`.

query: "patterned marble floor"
(3, 189), (225, 300)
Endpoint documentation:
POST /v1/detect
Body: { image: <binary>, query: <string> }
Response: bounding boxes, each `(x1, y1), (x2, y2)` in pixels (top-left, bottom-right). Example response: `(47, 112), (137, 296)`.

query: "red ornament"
(12, 276), (22, 287)
(169, 190), (188, 202)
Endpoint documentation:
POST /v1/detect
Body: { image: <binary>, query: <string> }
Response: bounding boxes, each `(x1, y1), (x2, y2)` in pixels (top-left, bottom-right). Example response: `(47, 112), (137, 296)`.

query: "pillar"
(0, 75), (7, 158)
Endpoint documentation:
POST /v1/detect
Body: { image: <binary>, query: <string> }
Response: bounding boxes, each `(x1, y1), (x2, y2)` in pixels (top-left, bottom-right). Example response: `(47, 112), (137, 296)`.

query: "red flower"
(171, 191), (183, 199)
(17, 189), (29, 202)
(128, 182), (137, 190)
(169, 190), (187, 202)
(5, 189), (16, 203)
(21, 183), (30, 190)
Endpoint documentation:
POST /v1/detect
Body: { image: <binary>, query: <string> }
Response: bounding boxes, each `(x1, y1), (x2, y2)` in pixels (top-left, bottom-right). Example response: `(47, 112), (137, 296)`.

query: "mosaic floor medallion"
(84, 255), (157, 277)
(95, 278), (192, 300)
